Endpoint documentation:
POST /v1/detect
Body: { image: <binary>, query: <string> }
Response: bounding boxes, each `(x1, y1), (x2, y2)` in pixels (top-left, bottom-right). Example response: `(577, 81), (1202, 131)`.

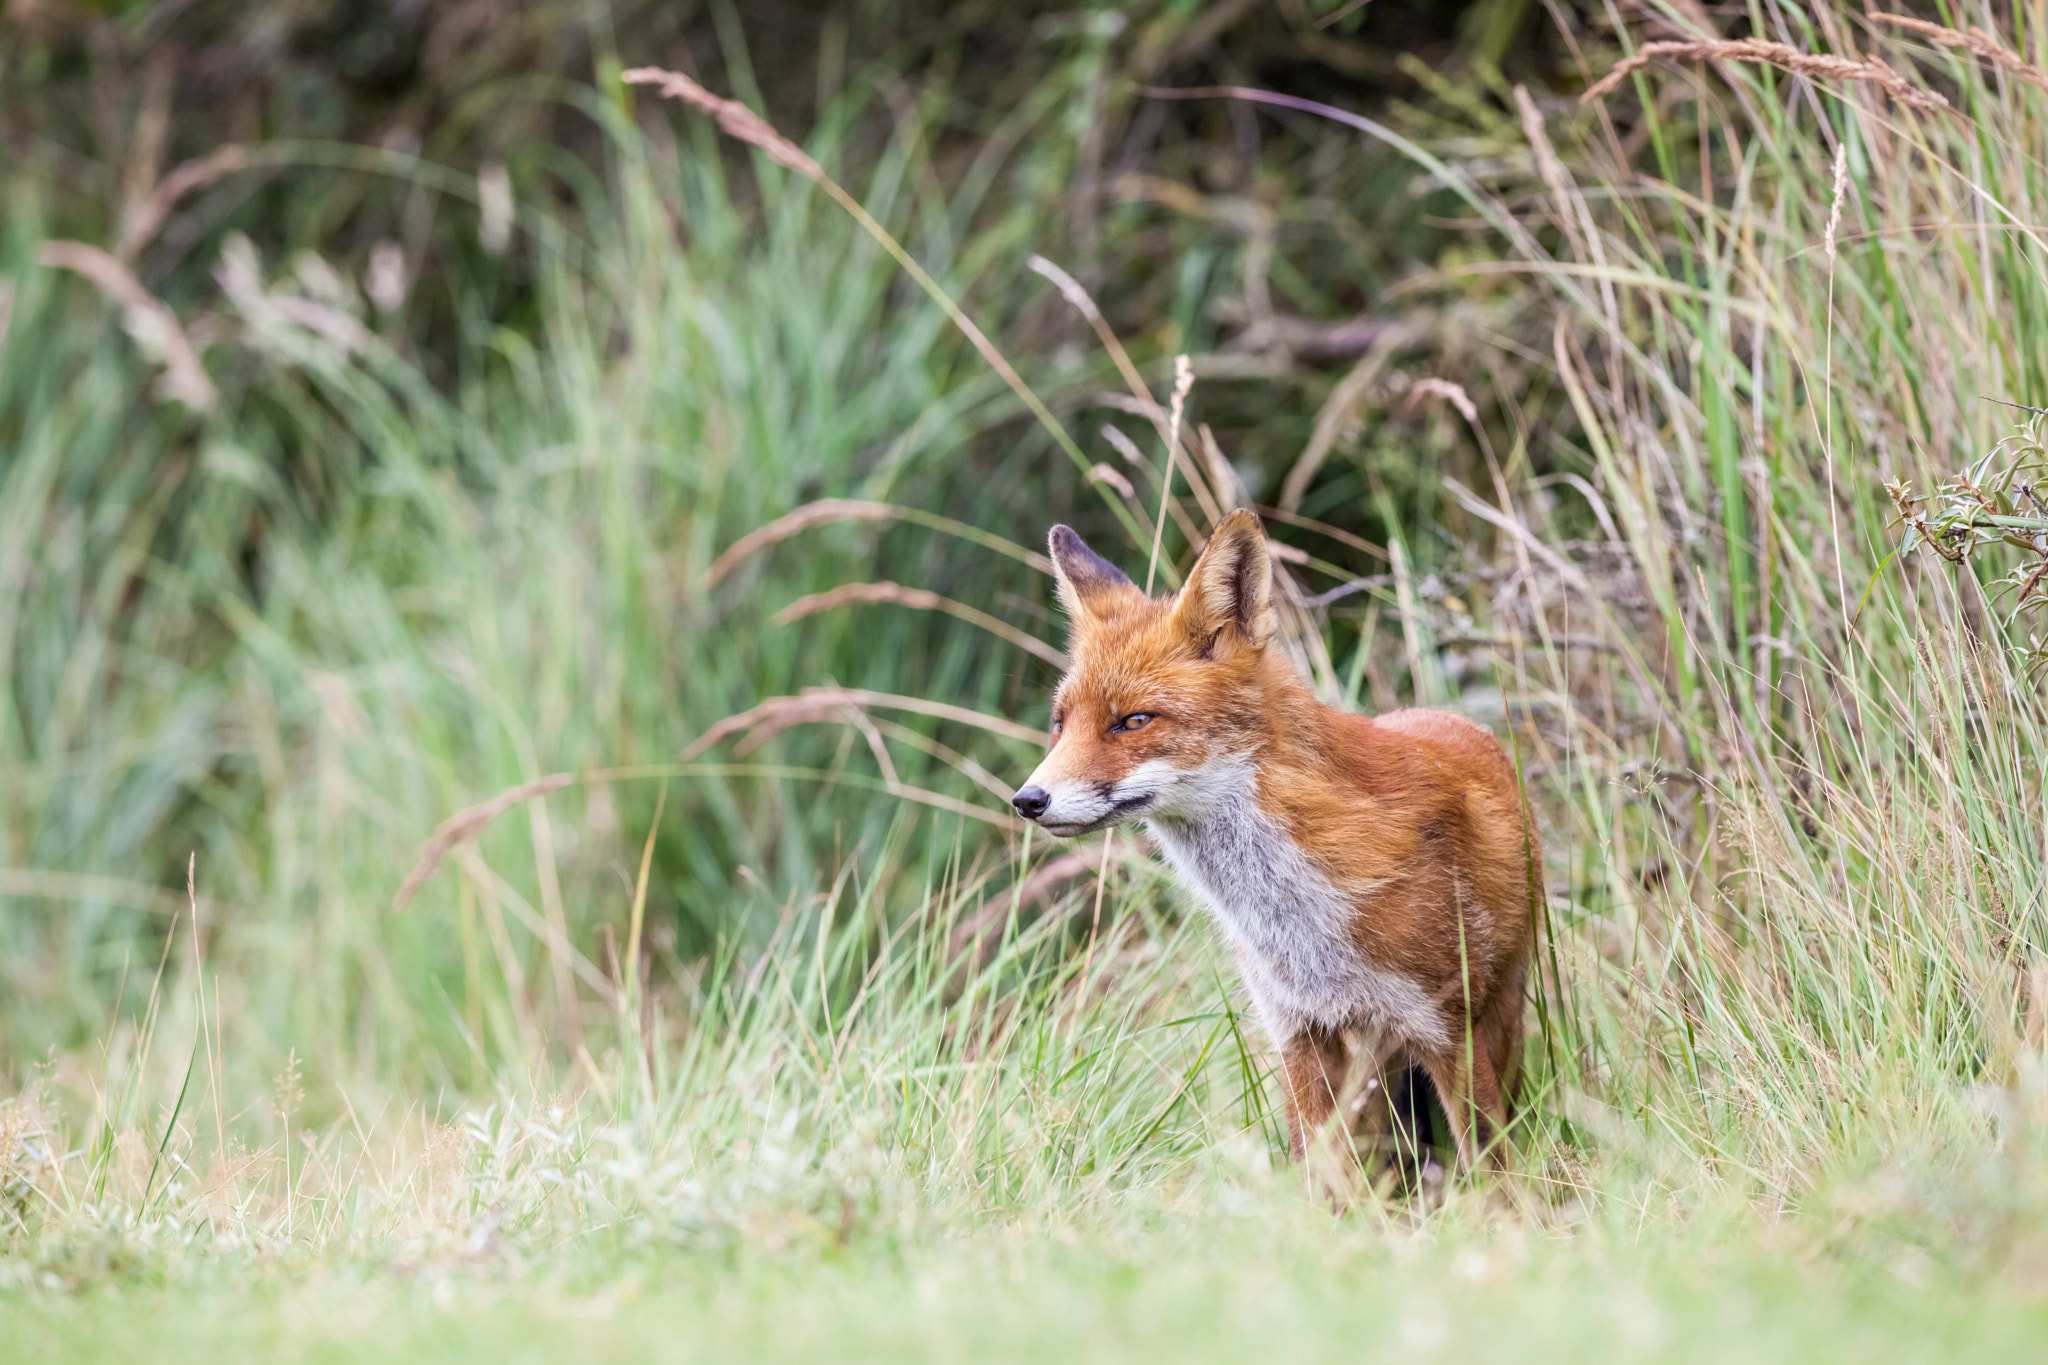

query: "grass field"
(9, 1), (2048, 1356)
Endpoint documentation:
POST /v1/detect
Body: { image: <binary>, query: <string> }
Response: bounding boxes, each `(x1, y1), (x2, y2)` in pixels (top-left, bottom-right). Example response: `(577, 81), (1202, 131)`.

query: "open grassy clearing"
(10, 0), (2048, 1355)
(10, 1218), (2048, 1364)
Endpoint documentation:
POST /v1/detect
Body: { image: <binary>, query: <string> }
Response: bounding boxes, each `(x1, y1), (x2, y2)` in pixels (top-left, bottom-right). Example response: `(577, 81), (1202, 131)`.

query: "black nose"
(1012, 785), (1050, 819)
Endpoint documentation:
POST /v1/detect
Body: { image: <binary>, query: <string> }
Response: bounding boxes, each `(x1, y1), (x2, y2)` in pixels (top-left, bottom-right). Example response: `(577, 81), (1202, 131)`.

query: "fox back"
(1011, 510), (1542, 1167)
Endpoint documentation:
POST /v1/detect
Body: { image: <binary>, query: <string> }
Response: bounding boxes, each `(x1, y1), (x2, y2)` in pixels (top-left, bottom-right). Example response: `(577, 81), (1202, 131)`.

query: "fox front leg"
(1419, 1043), (1511, 1173)
(1277, 1025), (1351, 1163)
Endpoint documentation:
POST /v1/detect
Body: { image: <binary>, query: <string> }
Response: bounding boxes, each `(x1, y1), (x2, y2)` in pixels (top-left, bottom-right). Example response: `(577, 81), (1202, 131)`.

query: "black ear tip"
(1048, 524), (1134, 587)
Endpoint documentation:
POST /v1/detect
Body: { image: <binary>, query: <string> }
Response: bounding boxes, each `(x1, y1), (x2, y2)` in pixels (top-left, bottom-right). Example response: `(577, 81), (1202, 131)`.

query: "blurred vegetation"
(11, 0), (2048, 1351)
(1, 0), (1577, 1072)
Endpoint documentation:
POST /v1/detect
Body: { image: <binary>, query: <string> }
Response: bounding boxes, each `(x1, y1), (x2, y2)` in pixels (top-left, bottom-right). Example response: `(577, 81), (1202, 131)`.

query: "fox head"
(1011, 509), (1280, 836)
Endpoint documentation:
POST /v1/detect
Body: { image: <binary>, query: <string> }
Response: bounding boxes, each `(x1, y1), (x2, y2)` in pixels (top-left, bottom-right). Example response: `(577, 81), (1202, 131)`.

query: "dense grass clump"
(10, 1), (2048, 1357)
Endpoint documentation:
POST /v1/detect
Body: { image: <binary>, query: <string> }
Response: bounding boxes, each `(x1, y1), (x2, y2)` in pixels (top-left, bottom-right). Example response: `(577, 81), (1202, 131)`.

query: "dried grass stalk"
(40, 240), (217, 411)
(1028, 254), (1224, 526)
(1406, 377), (1479, 424)
(1824, 143), (1850, 263)
(693, 694), (1021, 829)
(1580, 38), (1950, 113)
(863, 715), (1015, 803)
(683, 687), (1044, 762)
(1139, 355), (1196, 595)
(389, 724), (1033, 912)
(1874, 13), (2048, 92)
(624, 67), (1128, 537)
(1197, 425), (1251, 510)
(118, 144), (249, 263)
(455, 846), (618, 1005)
(706, 498), (1053, 587)
(773, 581), (1069, 667)
(620, 68), (823, 177)
(1251, 499), (1388, 562)
(392, 773), (575, 911)
(1085, 462), (1136, 500)
(1278, 323), (1410, 515)
(1514, 83), (1595, 263)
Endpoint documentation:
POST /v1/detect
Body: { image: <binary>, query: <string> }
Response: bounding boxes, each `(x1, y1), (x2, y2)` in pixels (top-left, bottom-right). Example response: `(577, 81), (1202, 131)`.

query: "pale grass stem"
(187, 853), (227, 1167)
(1406, 377), (1479, 425)
(1085, 461), (1138, 501)
(1147, 356), (1196, 594)
(1068, 827), (1116, 1046)
(1029, 254), (1224, 531)
(273, 1048), (302, 1237)
(683, 687), (1043, 759)
(1824, 143), (1849, 265)
(1278, 324), (1411, 515)
(624, 780), (667, 1028)
(1824, 141), (1849, 626)
(116, 143), (249, 263)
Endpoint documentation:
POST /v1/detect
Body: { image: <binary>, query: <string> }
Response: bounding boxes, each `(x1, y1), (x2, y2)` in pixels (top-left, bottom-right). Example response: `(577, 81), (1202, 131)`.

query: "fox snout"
(1011, 757), (1177, 836)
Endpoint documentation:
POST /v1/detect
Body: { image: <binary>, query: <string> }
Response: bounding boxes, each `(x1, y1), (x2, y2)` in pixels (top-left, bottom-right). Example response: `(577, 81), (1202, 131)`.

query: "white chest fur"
(1142, 763), (1448, 1051)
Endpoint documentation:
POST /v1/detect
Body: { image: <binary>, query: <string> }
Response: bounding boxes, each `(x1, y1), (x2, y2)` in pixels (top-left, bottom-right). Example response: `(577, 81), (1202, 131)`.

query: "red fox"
(1011, 510), (1542, 1171)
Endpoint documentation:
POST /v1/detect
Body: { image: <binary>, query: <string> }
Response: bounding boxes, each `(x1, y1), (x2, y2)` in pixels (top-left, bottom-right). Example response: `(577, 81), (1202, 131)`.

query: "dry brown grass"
(773, 581), (1069, 668)
(39, 240), (216, 410)
(391, 773), (576, 911)
(1873, 12), (2048, 92)
(706, 498), (1052, 587)
(1580, 37), (1950, 112)
(680, 686), (1044, 762)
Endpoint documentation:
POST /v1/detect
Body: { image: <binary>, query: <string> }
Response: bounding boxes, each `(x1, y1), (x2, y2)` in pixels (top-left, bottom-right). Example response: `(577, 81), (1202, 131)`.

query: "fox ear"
(1048, 524), (1135, 622)
(1174, 509), (1275, 651)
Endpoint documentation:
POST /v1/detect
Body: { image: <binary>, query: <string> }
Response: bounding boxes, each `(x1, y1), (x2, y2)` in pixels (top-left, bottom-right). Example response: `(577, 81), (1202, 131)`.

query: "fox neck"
(1137, 705), (1430, 1045)
(1192, 650), (1340, 781)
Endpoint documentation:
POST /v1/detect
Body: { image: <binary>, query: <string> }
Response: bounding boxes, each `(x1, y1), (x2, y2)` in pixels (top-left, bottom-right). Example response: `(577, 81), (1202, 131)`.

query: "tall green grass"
(0, 48), (1118, 1084)
(11, 1), (2048, 1352)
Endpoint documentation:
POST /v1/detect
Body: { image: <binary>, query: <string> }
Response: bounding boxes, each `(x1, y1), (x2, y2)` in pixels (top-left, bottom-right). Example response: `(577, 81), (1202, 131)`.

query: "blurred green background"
(3, 0), (1566, 1079)
(17, 3), (2048, 1352)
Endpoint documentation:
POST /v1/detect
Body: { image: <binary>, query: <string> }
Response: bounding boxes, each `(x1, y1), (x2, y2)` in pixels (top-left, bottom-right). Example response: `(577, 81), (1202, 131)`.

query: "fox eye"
(1050, 714), (1064, 737)
(1111, 713), (1154, 733)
